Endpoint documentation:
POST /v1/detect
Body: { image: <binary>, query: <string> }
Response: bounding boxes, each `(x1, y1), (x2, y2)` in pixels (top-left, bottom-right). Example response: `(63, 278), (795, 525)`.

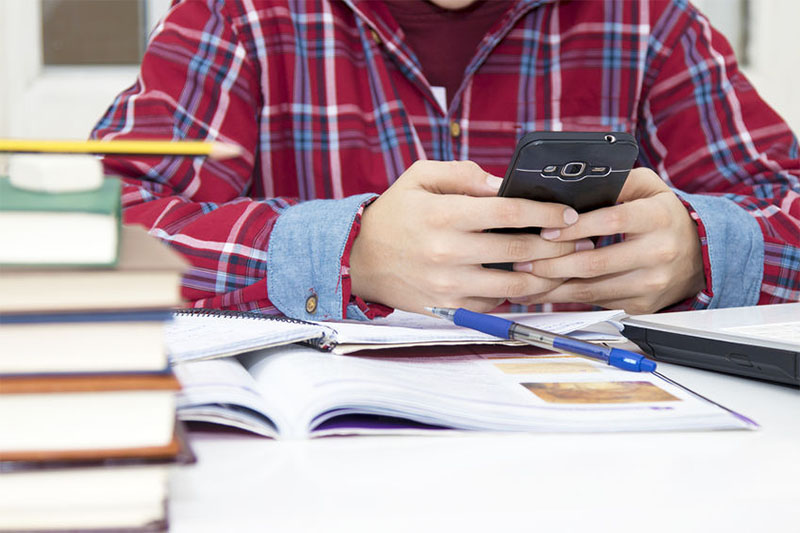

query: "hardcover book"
(0, 175), (121, 266)
(0, 309), (173, 375)
(0, 422), (195, 533)
(0, 372), (181, 455)
(0, 225), (186, 314)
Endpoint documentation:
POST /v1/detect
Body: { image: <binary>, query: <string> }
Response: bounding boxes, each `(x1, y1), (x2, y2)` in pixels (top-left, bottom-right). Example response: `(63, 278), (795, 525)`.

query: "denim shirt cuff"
(267, 193), (378, 320)
(675, 191), (763, 308)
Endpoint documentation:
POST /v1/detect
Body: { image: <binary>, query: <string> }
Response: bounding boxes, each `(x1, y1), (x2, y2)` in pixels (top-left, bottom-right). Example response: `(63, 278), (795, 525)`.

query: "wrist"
(348, 202), (378, 303)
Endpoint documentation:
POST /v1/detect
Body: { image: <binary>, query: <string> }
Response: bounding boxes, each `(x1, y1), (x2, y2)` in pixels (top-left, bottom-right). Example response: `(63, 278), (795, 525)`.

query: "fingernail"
(513, 262), (533, 273)
(541, 228), (560, 240)
(485, 174), (504, 191)
(576, 239), (595, 252)
(563, 208), (579, 225)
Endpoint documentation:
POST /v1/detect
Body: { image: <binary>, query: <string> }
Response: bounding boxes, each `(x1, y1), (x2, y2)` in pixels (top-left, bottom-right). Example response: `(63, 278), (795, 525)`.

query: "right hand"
(349, 160), (590, 314)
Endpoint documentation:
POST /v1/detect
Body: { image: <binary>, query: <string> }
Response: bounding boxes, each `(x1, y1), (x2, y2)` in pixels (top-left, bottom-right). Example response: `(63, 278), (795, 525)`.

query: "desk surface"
(169, 361), (800, 533)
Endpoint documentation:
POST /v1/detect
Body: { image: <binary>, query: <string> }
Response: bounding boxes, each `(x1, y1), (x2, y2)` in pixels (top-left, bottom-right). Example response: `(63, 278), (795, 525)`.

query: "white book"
(0, 317), (167, 374)
(0, 225), (186, 314)
(173, 344), (756, 439)
(0, 174), (119, 267)
(0, 373), (179, 455)
(0, 464), (170, 531)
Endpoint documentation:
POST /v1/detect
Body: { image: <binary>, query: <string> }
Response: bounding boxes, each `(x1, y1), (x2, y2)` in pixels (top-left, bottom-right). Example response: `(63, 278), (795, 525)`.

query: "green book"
(0, 176), (122, 267)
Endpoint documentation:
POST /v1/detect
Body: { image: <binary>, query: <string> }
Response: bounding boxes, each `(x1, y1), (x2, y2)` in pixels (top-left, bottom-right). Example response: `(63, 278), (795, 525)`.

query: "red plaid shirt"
(92, 0), (800, 319)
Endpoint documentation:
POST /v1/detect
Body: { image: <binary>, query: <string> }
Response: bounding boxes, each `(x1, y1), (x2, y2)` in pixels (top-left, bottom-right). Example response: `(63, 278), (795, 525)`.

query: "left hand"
(511, 168), (706, 314)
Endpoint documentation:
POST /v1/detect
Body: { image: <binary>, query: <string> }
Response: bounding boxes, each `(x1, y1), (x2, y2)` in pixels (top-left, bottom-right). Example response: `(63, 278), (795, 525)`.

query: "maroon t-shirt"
(383, 0), (511, 106)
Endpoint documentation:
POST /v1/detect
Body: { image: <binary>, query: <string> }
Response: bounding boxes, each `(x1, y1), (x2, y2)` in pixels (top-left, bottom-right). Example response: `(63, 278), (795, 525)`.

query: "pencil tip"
(209, 141), (243, 160)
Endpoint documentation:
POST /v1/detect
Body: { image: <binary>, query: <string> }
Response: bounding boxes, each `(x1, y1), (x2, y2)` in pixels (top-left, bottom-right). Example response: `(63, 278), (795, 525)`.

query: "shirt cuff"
(674, 191), (764, 309)
(267, 193), (380, 321)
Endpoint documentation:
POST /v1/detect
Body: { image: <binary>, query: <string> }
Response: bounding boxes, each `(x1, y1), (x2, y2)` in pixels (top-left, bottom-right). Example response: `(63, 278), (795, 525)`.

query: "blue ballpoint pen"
(426, 306), (656, 373)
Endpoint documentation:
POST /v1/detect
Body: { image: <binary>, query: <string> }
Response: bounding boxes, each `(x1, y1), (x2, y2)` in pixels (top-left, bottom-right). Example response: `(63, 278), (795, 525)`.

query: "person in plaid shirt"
(92, 0), (800, 321)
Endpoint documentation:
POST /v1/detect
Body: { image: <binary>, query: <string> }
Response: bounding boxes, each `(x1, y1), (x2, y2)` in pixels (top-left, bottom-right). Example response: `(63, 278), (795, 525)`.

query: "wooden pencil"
(0, 139), (242, 160)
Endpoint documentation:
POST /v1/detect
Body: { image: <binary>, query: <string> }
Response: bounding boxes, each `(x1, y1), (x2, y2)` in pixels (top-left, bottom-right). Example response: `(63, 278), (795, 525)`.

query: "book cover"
(0, 371), (181, 394)
(0, 176), (122, 266)
(0, 175), (121, 214)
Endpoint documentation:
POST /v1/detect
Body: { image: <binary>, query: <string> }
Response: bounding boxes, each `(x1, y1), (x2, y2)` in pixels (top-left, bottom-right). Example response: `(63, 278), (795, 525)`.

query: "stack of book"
(0, 163), (191, 532)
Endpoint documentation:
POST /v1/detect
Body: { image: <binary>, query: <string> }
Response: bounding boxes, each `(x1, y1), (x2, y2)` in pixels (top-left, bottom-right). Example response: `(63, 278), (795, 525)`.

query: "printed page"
(238, 345), (755, 437)
(172, 358), (281, 438)
(322, 309), (626, 348)
(238, 347), (334, 438)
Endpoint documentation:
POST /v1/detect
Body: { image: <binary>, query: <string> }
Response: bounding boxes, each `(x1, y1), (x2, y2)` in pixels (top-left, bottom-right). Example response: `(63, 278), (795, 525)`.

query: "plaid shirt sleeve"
(90, 1), (384, 320)
(639, 3), (800, 308)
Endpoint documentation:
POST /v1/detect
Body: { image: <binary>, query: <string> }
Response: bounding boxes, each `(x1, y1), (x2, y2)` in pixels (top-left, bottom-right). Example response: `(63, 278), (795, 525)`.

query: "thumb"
(410, 160), (503, 197)
(617, 167), (670, 202)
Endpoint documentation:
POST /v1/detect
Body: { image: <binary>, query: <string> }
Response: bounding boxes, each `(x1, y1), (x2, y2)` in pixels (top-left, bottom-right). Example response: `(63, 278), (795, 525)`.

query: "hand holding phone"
(485, 131), (639, 270)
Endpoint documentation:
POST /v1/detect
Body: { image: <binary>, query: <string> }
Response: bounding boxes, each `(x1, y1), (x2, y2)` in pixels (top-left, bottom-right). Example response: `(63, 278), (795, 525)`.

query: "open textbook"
(173, 344), (756, 438)
(166, 308), (626, 363)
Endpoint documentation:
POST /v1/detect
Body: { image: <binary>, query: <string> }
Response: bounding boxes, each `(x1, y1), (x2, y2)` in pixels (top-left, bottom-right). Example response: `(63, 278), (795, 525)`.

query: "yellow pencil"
(0, 138), (242, 160)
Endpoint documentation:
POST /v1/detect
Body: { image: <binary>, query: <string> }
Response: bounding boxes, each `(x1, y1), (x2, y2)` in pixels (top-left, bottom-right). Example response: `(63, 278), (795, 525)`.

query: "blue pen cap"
(453, 308), (513, 339)
(608, 348), (657, 372)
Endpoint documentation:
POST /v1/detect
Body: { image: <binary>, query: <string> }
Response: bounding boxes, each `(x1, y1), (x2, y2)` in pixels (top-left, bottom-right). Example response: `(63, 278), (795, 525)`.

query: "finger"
(539, 196), (666, 242)
(456, 297), (507, 313)
(524, 269), (655, 308)
(457, 267), (564, 299)
(616, 167), (670, 203)
(590, 296), (663, 316)
(455, 232), (592, 264)
(530, 239), (650, 280)
(442, 194), (579, 232)
(512, 239), (594, 272)
(408, 160), (502, 197)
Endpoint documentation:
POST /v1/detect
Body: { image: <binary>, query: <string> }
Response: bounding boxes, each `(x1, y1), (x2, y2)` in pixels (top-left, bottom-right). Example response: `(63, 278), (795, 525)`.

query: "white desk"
(169, 362), (800, 533)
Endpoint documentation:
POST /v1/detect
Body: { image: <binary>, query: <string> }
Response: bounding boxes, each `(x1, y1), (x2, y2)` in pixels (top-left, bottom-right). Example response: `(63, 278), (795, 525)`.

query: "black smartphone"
(485, 131), (639, 270)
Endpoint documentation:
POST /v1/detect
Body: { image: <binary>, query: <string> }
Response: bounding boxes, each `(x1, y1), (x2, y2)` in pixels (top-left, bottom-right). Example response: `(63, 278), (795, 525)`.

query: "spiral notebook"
(165, 308), (626, 363)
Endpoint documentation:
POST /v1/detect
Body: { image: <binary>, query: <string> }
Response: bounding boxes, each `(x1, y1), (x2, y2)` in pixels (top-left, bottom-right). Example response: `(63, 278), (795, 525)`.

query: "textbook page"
(173, 358), (280, 438)
(176, 344), (755, 439)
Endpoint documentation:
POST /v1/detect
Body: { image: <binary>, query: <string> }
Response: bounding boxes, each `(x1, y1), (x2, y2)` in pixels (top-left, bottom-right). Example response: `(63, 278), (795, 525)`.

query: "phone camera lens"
(604, 134), (616, 143)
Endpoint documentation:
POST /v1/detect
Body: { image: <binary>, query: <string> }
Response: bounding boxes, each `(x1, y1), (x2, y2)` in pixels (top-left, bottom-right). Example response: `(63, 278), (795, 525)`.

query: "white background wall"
(0, 0), (798, 172)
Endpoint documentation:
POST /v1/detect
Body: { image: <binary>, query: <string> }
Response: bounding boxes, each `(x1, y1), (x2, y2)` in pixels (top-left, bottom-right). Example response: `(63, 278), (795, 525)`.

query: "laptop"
(622, 303), (800, 386)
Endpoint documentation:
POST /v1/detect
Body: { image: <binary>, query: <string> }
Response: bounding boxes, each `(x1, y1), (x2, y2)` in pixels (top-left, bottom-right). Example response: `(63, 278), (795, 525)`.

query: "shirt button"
(305, 294), (318, 314)
(450, 121), (461, 138)
(370, 29), (381, 45)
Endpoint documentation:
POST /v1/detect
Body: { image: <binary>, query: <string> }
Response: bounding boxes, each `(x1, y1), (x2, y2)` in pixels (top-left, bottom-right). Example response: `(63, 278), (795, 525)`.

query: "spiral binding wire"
(174, 308), (334, 350)
(176, 307), (311, 324)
